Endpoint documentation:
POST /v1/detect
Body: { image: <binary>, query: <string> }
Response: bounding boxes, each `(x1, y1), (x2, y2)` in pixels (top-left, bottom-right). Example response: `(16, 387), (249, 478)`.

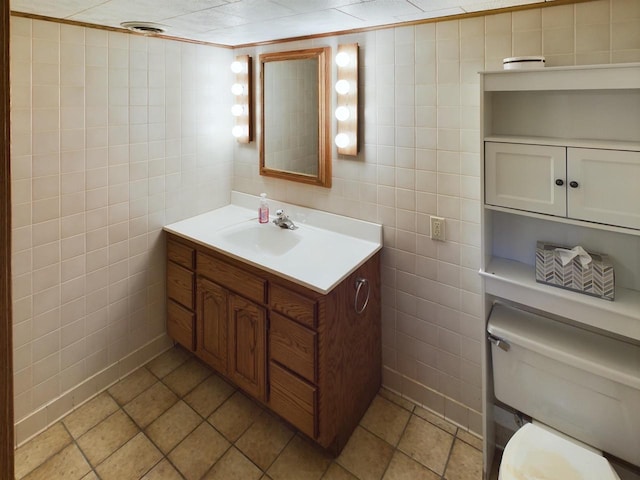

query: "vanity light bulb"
(335, 133), (350, 149)
(335, 106), (350, 121)
(231, 83), (245, 96)
(230, 60), (244, 74)
(335, 51), (350, 68)
(231, 104), (245, 117)
(232, 125), (247, 138)
(335, 79), (350, 95)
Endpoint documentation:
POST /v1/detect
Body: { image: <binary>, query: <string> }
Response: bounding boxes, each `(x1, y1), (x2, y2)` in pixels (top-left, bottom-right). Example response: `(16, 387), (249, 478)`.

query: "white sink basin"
(219, 222), (301, 257)
(164, 192), (382, 293)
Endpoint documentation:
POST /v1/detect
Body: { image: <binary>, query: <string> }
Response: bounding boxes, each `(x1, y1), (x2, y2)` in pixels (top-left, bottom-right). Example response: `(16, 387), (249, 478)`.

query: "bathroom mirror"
(260, 47), (331, 188)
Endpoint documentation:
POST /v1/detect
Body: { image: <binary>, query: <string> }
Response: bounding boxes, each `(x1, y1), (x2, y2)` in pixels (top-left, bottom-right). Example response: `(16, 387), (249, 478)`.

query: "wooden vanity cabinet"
(165, 232), (381, 455)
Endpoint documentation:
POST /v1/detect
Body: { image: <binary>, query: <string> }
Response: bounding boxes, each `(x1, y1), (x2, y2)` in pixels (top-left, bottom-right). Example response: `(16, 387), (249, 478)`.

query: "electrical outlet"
(430, 216), (445, 241)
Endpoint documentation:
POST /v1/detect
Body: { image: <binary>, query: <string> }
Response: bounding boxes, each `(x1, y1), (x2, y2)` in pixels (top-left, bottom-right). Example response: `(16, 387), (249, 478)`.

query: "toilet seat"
(499, 423), (621, 480)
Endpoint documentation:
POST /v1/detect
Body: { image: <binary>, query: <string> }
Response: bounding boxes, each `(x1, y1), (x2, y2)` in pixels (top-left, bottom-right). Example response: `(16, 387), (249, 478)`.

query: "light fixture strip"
(335, 43), (358, 156)
(232, 54), (253, 143)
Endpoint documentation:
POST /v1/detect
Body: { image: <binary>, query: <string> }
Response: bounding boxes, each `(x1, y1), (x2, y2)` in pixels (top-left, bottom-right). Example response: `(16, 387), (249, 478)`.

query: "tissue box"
(535, 242), (615, 300)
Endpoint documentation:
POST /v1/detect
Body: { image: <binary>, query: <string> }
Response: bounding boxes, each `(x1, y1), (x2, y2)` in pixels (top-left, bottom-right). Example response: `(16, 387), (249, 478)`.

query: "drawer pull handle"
(555, 179), (564, 186)
(569, 181), (579, 188)
(354, 277), (370, 315)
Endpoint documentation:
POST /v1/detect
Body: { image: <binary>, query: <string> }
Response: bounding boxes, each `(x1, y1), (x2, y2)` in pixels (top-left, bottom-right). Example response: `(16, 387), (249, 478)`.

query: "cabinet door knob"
(569, 181), (579, 188)
(555, 179), (564, 186)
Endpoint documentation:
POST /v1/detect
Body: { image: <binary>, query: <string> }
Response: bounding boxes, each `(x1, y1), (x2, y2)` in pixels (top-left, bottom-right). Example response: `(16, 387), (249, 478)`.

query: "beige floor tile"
(413, 406), (458, 435)
(202, 447), (263, 480)
(360, 395), (412, 446)
(145, 346), (190, 379)
(95, 432), (163, 480)
(77, 410), (139, 466)
(208, 391), (263, 442)
(108, 367), (157, 405)
(336, 426), (394, 480)
(456, 430), (482, 451)
(145, 400), (202, 454)
(124, 381), (178, 428)
(382, 451), (440, 480)
(444, 439), (482, 480)
(321, 463), (358, 480)
(169, 422), (230, 480)
(80, 472), (98, 480)
(184, 374), (235, 418)
(23, 443), (91, 480)
(62, 392), (119, 438)
(236, 411), (295, 471)
(162, 357), (212, 397)
(397, 415), (454, 476)
(15, 423), (72, 480)
(378, 389), (416, 413)
(141, 459), (184, 480)
(267, 435), (332, 480)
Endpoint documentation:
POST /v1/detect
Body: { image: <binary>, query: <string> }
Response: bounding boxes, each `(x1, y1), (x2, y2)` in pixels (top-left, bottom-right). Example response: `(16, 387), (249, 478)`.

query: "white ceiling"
(10, 0), (555, 46)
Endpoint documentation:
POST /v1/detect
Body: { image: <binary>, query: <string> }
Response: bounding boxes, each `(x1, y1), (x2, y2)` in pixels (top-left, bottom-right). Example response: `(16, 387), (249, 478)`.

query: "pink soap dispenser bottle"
(259, 193), (269, 224)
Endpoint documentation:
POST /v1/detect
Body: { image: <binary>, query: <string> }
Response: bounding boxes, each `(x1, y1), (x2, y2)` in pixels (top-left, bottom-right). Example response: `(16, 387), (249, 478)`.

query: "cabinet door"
(228, 293), (266, 401)
(196, 277), (228, 374)
(485, 142), (566, 216)
(568, 148), (640, 230)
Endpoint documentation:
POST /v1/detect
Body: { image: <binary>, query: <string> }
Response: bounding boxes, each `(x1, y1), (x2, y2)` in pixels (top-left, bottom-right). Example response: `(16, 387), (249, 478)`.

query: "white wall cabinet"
(479, 63), (640, 480)
(486, 142), (640, 230)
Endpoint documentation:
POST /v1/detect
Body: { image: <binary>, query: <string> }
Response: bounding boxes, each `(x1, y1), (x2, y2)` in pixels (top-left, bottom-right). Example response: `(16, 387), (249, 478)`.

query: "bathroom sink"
(164, 193), (382, 293)
(219, 222), (301, 256)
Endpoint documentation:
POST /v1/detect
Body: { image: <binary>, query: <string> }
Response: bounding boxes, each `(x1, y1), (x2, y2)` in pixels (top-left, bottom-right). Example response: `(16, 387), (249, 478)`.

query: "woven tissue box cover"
(535, 242), (615, 300)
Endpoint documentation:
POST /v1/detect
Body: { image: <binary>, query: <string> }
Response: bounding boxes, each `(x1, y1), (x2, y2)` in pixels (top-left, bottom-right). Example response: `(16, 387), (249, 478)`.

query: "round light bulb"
(335, 106), (350, 121)
(335, 133), (350, 149)
(232, 125), (247, 138)
(335, 79), (350, 95)
(230, 60), (244, 74)
(231, 83), (244, 96)
(335, 51), (350, 68)
(231, 104), (245, 117)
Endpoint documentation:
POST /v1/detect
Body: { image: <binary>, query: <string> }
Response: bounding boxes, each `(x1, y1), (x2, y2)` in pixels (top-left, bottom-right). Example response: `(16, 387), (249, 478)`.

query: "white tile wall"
(233, 0), (640, 435)
(10, 17), (234, 443)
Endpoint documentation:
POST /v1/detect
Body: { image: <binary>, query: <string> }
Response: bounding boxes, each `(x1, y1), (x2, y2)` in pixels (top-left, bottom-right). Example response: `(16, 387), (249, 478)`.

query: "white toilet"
(488, 303), (640, 480)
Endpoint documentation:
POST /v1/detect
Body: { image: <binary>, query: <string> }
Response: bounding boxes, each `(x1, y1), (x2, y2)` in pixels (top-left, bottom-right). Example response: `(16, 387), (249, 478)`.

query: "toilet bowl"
(499, 422), (620, 480)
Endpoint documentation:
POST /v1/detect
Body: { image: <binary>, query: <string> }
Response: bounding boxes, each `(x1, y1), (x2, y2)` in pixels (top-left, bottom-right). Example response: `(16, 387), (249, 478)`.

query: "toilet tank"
(488, 303), (640, 466)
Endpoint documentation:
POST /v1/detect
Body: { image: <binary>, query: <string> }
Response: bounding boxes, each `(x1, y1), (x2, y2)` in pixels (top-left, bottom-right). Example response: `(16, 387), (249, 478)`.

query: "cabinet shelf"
(480, 256), (640, 342)
(484, 135), (640, 153)
(483, 205), (640, 237)
(482, 63), (640, 91)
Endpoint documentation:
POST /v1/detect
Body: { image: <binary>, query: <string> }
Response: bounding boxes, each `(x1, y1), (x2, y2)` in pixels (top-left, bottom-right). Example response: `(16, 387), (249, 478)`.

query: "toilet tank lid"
(501, 423), (620, 480)
(487, 303), (640, 390)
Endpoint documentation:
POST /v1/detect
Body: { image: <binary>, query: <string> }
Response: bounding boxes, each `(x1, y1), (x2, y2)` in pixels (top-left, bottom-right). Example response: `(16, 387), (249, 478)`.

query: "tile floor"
(15, 346), (482, 480)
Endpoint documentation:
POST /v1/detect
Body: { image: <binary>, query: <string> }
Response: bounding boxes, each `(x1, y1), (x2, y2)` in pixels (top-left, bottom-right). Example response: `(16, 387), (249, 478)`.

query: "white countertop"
(163, 192), (383, 294)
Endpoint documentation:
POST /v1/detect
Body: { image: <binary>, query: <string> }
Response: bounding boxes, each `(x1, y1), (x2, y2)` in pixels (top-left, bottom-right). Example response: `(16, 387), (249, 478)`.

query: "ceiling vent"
(120, 22), (165, 35)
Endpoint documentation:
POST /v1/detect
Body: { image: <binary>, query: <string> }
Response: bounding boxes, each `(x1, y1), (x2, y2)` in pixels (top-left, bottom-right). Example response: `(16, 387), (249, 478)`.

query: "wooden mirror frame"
(259, 47), (331, 188)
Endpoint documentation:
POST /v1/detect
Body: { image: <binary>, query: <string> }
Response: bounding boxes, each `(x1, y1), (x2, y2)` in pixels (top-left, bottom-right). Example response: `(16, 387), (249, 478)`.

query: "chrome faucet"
(273, 209), (298, 230)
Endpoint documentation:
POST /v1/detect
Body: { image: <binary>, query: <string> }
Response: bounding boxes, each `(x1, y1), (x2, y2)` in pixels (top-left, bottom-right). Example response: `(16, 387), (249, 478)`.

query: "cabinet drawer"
(270, 284), (317, 328)
(198, 253), (266, 304)
(269, 362), (316, 438)
(167, 300), (195, 351)
(167, 239), (195, 269)
(167, 262), (194, 309)
(270, 312), (316, 382)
